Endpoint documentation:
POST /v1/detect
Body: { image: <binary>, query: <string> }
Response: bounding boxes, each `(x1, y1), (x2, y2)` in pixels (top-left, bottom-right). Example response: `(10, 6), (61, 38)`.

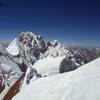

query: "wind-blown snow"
(13, 57), (100, 100)
(6, 39), (19, 56)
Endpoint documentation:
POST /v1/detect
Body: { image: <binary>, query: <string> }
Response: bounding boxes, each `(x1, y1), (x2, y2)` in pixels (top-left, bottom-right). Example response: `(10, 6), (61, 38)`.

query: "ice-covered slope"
(13, 57), (100, 100)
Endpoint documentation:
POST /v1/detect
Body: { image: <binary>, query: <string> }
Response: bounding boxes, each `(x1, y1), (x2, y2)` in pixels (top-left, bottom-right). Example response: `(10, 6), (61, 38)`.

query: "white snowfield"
(13, 57), (100, 100)
(36, 56), (65, 75)
(22, 56), (65, 89)
(34, 56), (65, 76)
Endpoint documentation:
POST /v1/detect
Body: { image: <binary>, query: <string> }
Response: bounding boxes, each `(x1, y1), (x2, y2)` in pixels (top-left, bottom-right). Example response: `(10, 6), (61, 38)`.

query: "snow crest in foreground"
(13, 57), (100, 100)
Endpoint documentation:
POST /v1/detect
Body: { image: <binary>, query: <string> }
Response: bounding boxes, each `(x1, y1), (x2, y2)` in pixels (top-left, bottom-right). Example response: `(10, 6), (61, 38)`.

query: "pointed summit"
(19, 32), (36, 41)
(20, 31), (36, 37)
(18, 31), (37, 45)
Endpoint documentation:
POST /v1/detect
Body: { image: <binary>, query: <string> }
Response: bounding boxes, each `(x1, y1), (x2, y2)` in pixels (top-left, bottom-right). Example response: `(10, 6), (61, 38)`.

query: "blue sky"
(0, 0), (100, 46)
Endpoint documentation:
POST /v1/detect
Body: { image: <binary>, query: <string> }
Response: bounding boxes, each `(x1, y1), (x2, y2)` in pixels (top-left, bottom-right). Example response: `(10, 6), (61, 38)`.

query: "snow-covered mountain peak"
(18, 31), (43, 46)
(7, 32), (46, 66)
(7, 31), (71, 66)
(19, 32), (36, 43)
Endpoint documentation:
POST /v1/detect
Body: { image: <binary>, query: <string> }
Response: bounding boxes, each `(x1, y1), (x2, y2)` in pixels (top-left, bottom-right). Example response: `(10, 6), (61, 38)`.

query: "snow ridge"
(13, 57), (100, 100)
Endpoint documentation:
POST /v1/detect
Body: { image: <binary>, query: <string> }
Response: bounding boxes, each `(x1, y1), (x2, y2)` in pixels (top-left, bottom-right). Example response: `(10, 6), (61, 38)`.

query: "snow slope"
(13, 57), (100, 100)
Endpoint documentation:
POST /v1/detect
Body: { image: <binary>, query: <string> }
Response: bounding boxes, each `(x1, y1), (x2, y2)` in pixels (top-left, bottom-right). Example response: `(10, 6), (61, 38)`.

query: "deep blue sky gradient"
(0, 0), (100, 46)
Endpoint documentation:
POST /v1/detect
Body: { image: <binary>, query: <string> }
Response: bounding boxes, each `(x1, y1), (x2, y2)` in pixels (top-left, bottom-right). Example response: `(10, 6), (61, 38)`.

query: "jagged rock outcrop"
(59, 56), (79, 73)
(25, 67), (41, 85)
